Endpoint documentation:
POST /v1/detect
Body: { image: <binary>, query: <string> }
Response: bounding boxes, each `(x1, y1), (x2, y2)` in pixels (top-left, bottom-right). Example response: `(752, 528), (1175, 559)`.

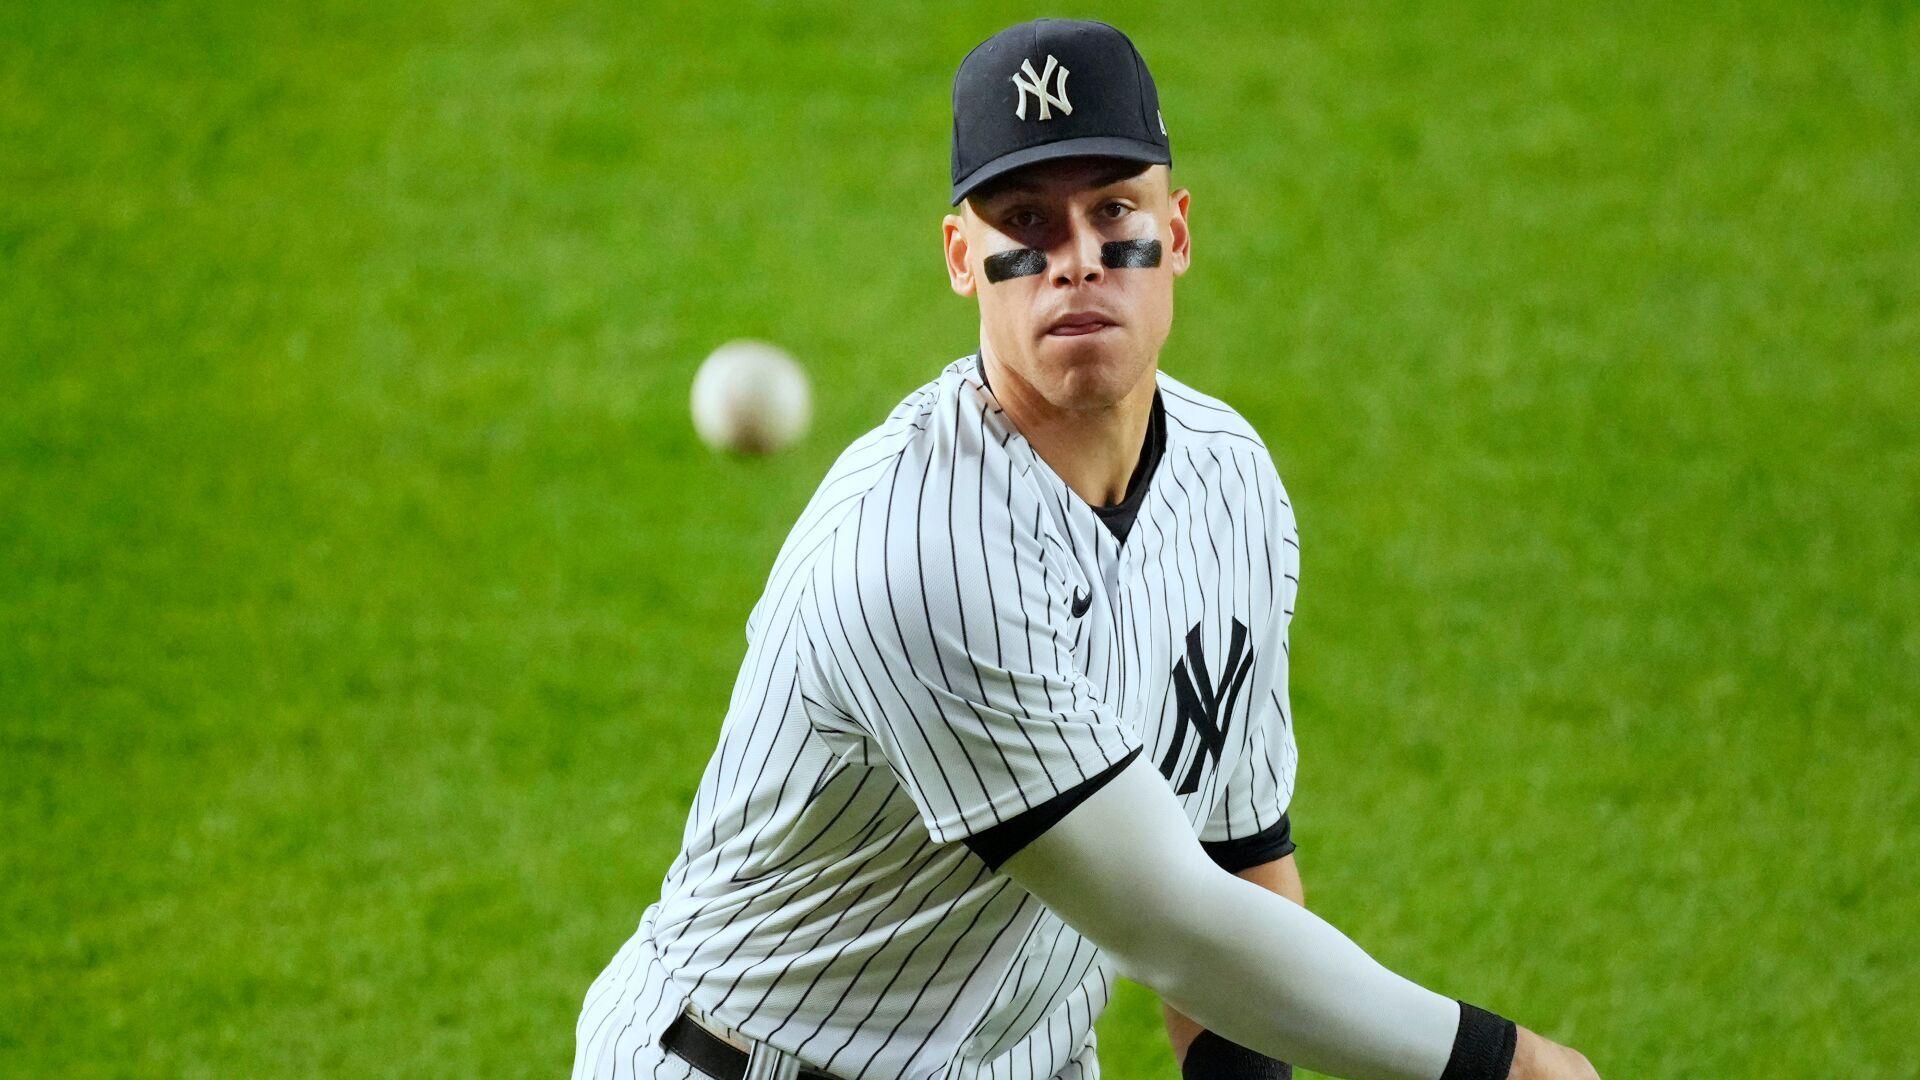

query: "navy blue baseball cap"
(950, 19), (1172, 205)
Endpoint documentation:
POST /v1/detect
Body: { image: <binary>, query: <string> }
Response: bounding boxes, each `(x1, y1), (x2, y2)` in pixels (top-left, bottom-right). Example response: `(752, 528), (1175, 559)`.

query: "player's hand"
(1507, 1025), (1601, 1080)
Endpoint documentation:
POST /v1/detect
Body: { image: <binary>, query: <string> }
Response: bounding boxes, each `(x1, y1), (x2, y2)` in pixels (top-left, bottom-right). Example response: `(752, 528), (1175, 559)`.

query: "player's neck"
(979, 349), (1157, 510)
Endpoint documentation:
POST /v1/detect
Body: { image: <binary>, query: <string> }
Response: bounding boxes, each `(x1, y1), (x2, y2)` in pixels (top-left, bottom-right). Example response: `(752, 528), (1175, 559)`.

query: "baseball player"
(573, 19), (1601, 1080)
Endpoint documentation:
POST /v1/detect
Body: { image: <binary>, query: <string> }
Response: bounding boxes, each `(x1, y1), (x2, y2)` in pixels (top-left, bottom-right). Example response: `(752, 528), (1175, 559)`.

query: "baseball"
(690, 339), (812, 455)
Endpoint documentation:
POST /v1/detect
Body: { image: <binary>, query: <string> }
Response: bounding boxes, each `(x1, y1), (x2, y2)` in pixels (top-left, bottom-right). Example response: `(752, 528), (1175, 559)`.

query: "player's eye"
(1006, 209), (1041, 229)
(1100, 201), (1131, 218)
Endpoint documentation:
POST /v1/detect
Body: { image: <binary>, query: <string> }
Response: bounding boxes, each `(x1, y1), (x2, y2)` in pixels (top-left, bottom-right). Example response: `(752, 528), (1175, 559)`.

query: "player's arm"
(997, 755), (1599, 1080)
(1162, 852), (1305, 1071)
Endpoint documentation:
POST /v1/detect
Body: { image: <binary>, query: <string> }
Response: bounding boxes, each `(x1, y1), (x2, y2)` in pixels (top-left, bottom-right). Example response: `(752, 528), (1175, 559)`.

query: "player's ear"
(943, 211), (977, 297)
(1167, 186), (1192, 277)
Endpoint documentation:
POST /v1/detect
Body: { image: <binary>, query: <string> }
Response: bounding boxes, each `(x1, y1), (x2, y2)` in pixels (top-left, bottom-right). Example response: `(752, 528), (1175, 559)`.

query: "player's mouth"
(1044, 312), (1117, 337)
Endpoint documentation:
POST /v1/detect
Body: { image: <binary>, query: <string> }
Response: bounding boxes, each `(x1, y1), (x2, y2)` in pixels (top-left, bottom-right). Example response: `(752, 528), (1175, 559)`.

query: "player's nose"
(1049, 217), (1104, 287)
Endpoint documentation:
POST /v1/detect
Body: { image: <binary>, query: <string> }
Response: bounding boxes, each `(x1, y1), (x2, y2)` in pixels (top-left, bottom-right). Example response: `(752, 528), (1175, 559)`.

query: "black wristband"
(1439, 1000), (1518, 1080)
(1181, 1029), (1292, 1080)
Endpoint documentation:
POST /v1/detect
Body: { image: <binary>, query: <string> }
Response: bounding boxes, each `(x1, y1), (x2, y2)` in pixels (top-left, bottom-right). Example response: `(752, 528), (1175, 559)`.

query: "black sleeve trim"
(1181, 1029), (1292, 1079)
(1199, 812), (1294, 874)
(1439, 1001), (1518, 1080)
(962, 747), (1143, 871)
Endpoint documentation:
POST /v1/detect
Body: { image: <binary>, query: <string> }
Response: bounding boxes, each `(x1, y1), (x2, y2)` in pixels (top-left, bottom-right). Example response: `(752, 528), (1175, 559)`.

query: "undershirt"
(1088, 387), (1166, 545)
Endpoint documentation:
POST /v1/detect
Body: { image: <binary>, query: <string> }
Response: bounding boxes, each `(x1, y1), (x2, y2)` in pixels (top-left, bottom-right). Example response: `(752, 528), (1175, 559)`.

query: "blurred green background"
(4, 1), (1916, 1076)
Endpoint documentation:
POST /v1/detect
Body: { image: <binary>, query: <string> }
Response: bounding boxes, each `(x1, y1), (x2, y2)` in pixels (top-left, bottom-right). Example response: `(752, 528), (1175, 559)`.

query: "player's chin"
(1033, 333), (1140, 404)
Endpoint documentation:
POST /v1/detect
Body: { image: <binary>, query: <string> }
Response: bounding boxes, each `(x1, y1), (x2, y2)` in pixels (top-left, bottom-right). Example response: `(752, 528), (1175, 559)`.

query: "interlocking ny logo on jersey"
(1159, 617), (1254, 795)
(1011, 55), (1072, 121)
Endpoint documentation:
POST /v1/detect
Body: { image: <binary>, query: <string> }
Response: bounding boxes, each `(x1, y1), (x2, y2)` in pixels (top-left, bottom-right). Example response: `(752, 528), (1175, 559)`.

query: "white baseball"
(690, 340), (812, 455)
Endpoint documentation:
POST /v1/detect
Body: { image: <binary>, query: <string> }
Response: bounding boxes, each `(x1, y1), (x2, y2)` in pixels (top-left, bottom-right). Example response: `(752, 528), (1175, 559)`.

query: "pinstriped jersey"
(585, 353), (1300, 1080)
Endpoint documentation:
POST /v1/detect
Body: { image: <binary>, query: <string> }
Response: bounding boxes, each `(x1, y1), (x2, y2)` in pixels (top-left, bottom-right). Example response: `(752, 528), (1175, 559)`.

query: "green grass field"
(4, 1), (1916, 1075)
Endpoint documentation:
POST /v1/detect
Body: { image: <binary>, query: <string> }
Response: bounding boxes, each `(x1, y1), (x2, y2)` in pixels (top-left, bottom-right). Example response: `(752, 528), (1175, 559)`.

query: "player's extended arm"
(1162, 853), (1305, 1069)
(998, 754), (1509, 1080)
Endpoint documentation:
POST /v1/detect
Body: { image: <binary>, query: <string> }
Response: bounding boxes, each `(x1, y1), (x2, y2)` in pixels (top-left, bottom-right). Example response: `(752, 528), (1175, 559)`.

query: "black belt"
(660, 1009), (839, 1080)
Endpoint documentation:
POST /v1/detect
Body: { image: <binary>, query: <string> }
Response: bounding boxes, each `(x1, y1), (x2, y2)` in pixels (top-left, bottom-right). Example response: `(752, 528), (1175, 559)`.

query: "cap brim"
(950, 136), (1170, 205)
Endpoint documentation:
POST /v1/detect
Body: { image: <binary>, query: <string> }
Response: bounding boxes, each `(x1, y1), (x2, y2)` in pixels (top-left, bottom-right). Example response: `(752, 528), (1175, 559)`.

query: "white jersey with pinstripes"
(575, 353), (1301, 1080)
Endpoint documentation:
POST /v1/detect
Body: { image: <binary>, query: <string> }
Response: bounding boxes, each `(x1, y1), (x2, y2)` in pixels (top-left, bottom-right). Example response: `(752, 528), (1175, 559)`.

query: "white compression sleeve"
(998, 754), (1461, 1080)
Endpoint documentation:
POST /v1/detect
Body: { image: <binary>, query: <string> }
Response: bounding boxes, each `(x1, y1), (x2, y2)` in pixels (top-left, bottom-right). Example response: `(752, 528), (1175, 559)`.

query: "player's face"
(943, 160), (1191, 411)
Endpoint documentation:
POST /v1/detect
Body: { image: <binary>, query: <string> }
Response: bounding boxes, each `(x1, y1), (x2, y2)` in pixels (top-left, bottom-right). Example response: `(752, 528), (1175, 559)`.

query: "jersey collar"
(965, 352), (1172, 549)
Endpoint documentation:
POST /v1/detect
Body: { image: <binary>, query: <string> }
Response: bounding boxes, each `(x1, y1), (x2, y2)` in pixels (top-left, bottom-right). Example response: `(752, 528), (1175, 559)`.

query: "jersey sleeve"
(795, 422), (1144, 848)
(1199, 465), (1301, 872)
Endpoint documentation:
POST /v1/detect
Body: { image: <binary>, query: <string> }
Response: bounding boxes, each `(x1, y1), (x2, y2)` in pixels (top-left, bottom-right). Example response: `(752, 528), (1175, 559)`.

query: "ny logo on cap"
(1011, 55), (1072, 121)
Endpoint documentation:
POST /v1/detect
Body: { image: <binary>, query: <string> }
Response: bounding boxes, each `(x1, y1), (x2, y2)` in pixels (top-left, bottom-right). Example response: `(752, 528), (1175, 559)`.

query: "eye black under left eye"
(1100, 238), (1161, 269)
